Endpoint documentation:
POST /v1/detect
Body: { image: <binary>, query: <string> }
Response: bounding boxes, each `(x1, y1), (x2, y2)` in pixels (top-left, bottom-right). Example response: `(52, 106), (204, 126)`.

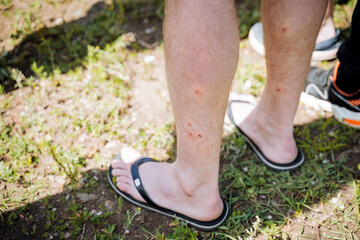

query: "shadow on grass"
(0, 0), (262, 93)
(0, 168), (175, 240)
(1, 117), (359, 239)
(0, 0), (165, 92)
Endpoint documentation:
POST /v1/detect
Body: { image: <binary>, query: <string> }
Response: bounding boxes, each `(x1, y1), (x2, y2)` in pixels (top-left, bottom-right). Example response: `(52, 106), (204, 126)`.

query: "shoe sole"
(301, 92), (360, 128)
(332, 104), (360, 128)
(312, 48), (338, 61)
(249, 27), (338, 61)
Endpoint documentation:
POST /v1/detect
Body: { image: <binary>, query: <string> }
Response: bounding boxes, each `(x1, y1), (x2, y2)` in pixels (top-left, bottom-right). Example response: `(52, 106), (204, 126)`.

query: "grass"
(217, 118), (360, 239)
(1, 0), (359, 239)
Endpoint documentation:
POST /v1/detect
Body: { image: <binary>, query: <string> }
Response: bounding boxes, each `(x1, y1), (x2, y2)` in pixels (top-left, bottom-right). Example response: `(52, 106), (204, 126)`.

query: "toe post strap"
(131, 158), (158, 207)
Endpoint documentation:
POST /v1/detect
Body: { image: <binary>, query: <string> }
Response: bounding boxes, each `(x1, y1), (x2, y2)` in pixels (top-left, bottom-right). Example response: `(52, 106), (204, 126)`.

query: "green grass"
(217, 118), (360, 239)
(0, 118), (40, 184)
(1, 0), (359, 239)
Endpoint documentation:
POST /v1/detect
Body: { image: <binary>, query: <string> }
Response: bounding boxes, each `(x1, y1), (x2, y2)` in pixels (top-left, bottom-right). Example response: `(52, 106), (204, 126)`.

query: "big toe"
(111, 148), (143, 170)
(121, 147), (144, 164)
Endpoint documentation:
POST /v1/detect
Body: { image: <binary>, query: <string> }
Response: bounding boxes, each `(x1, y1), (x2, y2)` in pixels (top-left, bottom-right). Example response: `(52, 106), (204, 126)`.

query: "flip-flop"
(107, 156), (230, 231)
(227, 100), (305, 171)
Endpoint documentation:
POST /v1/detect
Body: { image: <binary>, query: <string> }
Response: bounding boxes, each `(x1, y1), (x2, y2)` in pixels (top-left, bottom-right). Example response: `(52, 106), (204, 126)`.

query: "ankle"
(334, 66), (360, 95)
(171, 162), (219, 197)
(250, 107), (294, 134)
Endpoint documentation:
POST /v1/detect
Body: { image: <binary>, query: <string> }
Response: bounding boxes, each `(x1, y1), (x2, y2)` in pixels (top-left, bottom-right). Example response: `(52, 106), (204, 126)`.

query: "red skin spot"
(198, 134), (202, 138)
(281, 28), (286, 32)
(187, 131), (197, 141)
(276, 87), (280, 92)
(187, 122), (192, 127)
(194, 90), (200, 95)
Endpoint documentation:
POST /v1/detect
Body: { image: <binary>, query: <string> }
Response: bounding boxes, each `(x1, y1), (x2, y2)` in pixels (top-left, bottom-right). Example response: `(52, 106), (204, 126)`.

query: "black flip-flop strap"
(131, 158), (158, 207)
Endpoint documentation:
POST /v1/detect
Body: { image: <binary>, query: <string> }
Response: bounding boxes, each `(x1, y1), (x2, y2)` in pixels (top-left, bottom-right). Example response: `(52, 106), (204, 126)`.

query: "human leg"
(335, 0), (360, 94)
(111, 0), (239, 222)
(304, 0), (360, 128)
(230, 0), (327, 164)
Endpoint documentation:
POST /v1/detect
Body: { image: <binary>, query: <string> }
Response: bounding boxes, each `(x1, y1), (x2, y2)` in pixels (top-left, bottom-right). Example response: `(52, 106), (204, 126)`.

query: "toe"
(112, 168), (129, 177)
(116, 175), (131, 185)
(117, 181), (131, 192)
(111, 160), (130, 170)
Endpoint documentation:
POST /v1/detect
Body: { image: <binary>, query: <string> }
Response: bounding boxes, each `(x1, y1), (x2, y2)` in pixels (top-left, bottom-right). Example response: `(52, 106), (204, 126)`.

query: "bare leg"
(317, 0), (336, 43)
(112, 0), (239, 221)
(231, 0), (327, 164)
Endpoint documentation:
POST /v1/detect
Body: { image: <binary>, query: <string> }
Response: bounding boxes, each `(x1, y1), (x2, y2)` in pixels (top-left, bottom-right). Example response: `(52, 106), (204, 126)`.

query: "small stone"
(73, 9), (83, 18)
(135, 214), (145, 223)
(144, 55), (155, 64)
(104, 200), (112, 210)
(78, 178), (87, 187)
(75, 193), (97, 203)
(105, 141), (117, 149)
(54, 18), (63, 25)
(145, 27), (156, 34)
(330, 197), (338, 204)
(64, 232), (71, 239)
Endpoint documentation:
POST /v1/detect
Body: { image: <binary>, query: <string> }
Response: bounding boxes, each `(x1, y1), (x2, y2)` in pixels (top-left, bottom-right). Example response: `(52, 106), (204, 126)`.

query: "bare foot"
(228, 94), (298, 164)
(111, 147), (224, 221)
(316, 18), (336, 43)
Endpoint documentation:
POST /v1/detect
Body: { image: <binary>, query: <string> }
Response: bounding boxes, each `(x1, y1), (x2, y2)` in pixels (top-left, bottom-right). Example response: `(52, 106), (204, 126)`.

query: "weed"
(123, 208), (141, 238)
(0, 118), (40, 183)
(47, 141), (85, 183)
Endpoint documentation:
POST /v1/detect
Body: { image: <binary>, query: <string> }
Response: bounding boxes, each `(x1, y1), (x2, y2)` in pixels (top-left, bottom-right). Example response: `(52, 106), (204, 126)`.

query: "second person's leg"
(231, 0), (327, 164)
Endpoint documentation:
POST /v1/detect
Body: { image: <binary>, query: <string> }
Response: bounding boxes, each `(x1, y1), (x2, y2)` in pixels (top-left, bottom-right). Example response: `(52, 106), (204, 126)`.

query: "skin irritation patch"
(185, 122), (202, 139)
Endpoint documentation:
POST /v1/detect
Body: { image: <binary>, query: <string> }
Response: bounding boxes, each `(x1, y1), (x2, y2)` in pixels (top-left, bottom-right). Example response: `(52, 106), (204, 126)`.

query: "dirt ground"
(1, 1), (359, 240)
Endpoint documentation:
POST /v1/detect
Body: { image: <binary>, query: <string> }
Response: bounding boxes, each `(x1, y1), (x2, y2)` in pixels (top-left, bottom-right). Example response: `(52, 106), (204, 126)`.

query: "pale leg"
(232, 0), (327, 164)
(112, 0), (239, 221)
